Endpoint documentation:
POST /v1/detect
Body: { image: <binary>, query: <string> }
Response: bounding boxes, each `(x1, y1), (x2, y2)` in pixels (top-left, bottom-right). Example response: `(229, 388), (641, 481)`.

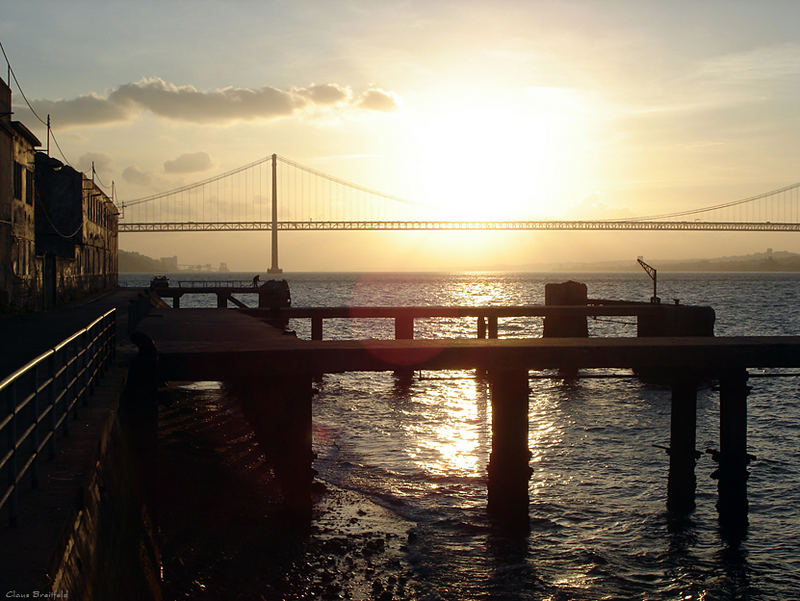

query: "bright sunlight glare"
(409, 87), (600, 220)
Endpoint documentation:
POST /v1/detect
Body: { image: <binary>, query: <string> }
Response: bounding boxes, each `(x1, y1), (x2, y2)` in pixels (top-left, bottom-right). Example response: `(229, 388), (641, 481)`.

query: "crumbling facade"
(0, 78), (42, 309)
(0, 77), (118, 311)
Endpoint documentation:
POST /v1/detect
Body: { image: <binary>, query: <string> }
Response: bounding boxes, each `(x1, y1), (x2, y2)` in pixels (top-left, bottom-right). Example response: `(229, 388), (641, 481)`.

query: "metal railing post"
(31, 364), (39, 489)
(48, 353), (57, 459)
(8, 381), (18, 525)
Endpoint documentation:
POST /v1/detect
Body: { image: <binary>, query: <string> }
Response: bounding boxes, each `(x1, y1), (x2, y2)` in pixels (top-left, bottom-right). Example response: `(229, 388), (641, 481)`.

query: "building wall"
(1, 80), (118, 312)
(0, 78), (42, 310)
(36, 154), (119, 305)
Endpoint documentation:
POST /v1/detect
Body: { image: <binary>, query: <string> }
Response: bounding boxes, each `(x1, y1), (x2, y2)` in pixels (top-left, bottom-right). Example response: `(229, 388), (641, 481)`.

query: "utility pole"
(268, 153), (283, 274)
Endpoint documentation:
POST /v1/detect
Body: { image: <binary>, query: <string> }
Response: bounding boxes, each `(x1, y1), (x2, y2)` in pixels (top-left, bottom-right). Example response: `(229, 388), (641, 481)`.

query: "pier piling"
(667, 375), (698, 513)
(487, 369), (531, 531)
(236, 375), (314, 522)
(717, 368), (749, 540)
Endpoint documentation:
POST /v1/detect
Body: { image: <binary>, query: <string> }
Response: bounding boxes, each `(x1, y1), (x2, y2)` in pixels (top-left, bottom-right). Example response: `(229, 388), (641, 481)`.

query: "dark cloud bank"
(29, 78), (399, 127)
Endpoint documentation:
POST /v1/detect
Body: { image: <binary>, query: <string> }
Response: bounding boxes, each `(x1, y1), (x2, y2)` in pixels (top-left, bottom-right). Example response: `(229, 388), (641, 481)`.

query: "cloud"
(357, 88), (398, 112)
(109, 78), (300, 123)
(295, 83), (351, 105)
(77, 152), (113, 176)
(31, 94), (131, 127)
(122, 165), (151, 186)
(163, 152), (213, 174)
(27, 77), (399, 127)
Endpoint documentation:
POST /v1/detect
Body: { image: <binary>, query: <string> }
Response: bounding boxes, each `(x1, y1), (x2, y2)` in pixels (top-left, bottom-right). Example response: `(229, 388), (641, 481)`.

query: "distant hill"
(118, 248), (800, 273)
(536, 250), (800, 272)
(118, 250), (177, 273)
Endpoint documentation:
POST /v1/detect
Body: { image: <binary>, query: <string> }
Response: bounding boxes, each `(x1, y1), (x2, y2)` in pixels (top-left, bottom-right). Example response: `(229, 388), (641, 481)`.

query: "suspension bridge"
(118, 154), (800, 272)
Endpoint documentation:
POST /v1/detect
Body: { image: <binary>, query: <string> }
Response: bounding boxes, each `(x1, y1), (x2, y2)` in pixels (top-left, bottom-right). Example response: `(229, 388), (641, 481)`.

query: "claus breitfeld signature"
(5, 593), (68, 599)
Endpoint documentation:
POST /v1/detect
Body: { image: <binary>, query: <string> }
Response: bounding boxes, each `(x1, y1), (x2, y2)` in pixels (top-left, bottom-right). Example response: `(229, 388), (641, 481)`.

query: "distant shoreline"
(118, 248), (800, 274)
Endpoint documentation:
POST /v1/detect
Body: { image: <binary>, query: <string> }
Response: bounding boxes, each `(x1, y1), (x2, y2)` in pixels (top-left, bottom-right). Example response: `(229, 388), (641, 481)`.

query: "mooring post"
(216, 293), (227, 309)
(172, 295), (180, 309)
(311, 315), (323, 341)
(667, 374), (698, 513)
(487, 369), (531, 531)
(717, 368), (749, 540)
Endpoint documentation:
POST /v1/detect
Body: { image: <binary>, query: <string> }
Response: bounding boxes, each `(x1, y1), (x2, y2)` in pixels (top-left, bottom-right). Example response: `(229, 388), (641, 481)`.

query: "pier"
(131, 298), (800, 533)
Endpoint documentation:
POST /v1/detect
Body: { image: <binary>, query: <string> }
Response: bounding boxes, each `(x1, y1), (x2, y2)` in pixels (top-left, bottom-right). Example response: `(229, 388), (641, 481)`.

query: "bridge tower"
(268, 153), (283, 274)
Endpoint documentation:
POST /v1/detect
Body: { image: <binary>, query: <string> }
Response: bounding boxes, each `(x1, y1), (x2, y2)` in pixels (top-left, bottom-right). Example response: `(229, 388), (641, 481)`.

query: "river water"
(123, 271), (800, 600)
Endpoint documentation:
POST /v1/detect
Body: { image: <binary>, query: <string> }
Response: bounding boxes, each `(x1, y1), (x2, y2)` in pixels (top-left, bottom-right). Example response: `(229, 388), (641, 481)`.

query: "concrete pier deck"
(135, 308), (800, 379)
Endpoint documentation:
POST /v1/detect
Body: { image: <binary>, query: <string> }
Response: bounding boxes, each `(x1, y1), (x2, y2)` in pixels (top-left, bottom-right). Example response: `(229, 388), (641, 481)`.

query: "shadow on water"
(486, 530), (544, 600)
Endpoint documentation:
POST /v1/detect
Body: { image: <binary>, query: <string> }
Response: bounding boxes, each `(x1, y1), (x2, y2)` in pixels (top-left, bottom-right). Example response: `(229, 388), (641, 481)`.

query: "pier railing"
(246, 302), (712, 340)
(0, 309), (116, 525)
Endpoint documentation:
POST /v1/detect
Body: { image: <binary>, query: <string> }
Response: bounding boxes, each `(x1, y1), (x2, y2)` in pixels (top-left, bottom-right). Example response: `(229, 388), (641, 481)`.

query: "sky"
(2, 0), (799, 271)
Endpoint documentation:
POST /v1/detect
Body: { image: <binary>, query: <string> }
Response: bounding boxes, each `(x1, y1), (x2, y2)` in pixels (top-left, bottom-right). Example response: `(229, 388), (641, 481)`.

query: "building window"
(25, 169), (33, 204)
(13, 162), (23, 200)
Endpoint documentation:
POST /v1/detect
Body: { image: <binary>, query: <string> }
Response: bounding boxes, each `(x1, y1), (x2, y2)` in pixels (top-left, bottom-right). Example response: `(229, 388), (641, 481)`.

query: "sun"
(408, 88), (596, 221)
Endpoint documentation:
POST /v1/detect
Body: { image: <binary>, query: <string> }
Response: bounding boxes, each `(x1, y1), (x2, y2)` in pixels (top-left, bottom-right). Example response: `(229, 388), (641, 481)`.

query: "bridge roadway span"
(133, 308), (800, 533)
(120, 219), (800, 232)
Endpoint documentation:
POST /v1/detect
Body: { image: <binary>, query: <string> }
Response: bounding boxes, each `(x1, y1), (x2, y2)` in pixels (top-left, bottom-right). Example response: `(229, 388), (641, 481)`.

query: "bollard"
(543, 281), (588, 338)
(487, 369), (531, 531)
(667, 374), (698, 513)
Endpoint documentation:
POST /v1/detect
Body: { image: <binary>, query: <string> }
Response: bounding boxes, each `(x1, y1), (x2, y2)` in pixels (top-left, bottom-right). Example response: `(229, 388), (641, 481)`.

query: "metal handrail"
(0, 309), (116, 525)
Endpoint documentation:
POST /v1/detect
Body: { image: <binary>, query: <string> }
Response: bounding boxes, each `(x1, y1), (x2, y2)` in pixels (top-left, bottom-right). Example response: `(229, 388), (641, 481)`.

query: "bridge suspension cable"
(619, 182), (800, 222)
(118, 152), (800, 230)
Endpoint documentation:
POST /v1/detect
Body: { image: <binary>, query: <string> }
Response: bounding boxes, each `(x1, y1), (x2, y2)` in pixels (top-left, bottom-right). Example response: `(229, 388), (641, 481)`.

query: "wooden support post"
(487, 369), (530, 531)
(395, 315), (414, 340)
(216, 293), (227, 309)
(311, 316), (323, 341)
(120, 335), (159, 519)
(172, 295), (180, 309)
(477, 316), (487, 339)
(668, 375), (698, 513)
(277, 375), (314, 521)
(718, 368), (749, 541)
(236, 375), (314, 523)
(487, 315), (498, 339)
(394, 315), (414, 380)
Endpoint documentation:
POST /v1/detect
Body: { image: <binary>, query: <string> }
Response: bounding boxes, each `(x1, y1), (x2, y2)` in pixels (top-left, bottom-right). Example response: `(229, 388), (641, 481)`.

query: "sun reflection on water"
(403, 373), (489, 479)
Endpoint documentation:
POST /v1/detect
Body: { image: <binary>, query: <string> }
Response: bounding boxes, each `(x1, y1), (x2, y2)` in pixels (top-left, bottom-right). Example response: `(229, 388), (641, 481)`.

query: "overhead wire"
(0, 38), (76, 167)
